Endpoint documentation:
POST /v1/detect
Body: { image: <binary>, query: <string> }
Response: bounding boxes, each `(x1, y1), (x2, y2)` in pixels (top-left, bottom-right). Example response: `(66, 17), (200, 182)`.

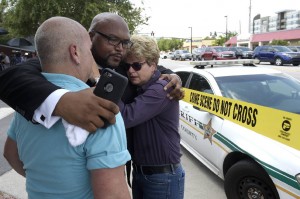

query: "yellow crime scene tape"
(182, 87), (300, 151)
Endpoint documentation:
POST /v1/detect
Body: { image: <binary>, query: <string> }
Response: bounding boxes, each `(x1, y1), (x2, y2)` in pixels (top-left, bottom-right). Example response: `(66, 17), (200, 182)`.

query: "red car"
(201, 46), (236, 60)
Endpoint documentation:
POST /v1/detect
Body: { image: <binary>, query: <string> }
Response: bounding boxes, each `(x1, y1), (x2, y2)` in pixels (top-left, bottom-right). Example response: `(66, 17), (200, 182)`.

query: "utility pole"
(224, 16), (228, 41)
(249, 0), (252, 33)
(188, 27), (192, 53)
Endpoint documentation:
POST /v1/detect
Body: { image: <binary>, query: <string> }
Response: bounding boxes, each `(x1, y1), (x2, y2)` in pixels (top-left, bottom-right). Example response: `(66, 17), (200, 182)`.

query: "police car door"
(178, 71), (224, 174)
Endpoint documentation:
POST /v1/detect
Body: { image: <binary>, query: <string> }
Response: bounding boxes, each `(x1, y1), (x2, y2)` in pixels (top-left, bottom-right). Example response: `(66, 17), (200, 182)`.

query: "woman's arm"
(119, 82), (169, 128)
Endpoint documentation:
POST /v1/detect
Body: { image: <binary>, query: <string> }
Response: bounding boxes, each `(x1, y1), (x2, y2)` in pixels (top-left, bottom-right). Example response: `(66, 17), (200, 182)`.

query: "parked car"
(226, 46), (253, 59)
(201, 46), (236, 60)
(173, 50), (192, 61)
(160, 52), (174, 59)
(253, 45), (300, 66)
(175, 65), (300, 199)
(192, 47), (205, 61)
(287, 46), (300, 52)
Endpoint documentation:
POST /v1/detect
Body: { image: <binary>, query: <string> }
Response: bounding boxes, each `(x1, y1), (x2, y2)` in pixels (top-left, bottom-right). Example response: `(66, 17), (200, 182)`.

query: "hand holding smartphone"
(93, 68), (128, 127)
(93, 68), (128, 104)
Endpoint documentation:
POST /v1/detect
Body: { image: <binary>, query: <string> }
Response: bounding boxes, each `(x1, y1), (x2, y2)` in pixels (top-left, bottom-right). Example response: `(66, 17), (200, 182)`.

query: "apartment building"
(225, 9), (300, 49)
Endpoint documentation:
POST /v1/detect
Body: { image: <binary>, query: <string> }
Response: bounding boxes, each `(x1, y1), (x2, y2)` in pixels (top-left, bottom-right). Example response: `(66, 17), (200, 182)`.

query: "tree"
(212, 31), (237, 46)
(157, 38), (183, 52)
(2, 0), (149, 37)
(270, 40), (288, 46)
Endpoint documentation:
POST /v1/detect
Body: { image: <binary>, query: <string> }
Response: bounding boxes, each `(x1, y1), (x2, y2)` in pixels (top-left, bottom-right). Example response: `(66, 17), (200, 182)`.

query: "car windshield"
(237, 47), (251, 51)
(182, 50), (189, 53)
(273, 46), (293, 52)
(214, 47), (226, 52)
(216, 73), (300, 114)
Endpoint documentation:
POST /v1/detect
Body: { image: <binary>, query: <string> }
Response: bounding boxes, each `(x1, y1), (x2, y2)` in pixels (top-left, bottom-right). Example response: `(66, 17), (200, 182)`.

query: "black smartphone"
(93, 68), (128, 104)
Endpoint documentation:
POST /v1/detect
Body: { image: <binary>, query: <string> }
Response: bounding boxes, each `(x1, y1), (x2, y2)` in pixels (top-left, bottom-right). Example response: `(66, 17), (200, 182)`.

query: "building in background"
(183, 37), (214, 52)
(225, 9), (300, 49)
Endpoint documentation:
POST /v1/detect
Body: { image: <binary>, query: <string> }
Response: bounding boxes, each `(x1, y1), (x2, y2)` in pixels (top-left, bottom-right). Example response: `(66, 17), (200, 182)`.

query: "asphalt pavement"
(0, 170), (27, 199)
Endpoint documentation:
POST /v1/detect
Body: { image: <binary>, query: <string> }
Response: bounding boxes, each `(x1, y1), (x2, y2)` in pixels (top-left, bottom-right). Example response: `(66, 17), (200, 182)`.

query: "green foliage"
(1, 0), (149, 37)
(270, 40), (288, 46)
(157, 38), (183, 51)
(212, 31), (238, 46)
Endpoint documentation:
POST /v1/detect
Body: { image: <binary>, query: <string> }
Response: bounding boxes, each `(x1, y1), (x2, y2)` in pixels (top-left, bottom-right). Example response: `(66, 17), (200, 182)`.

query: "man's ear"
(89, 31), (95, 41)
(69, 44), (80, 65)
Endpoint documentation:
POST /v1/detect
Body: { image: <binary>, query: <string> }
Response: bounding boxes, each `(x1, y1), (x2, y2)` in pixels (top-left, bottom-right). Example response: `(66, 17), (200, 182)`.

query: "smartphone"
(93, 68), (128, 104)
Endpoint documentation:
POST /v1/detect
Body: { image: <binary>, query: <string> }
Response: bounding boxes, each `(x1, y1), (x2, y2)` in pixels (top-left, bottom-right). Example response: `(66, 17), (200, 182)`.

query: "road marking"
(0, 107), (15, 120)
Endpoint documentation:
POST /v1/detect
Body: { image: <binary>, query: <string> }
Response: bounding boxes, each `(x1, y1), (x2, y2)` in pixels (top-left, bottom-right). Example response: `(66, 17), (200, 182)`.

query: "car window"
(176, 71), (191, 87)
(273, 46), (292, 52)
(188, 73), (213, 94)
(216, 74), (300, 113)
(260, 46), (268, 52)
(205, 47), (212, 52)
(237, 47), (251, 51)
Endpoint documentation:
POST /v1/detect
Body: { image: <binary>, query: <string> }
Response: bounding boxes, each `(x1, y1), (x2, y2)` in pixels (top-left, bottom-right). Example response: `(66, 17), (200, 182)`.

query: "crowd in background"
(0, 51), (36, 71)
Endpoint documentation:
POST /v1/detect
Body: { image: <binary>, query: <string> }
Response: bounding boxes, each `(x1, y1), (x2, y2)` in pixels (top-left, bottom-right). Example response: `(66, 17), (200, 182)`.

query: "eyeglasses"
(93, 30), (133, 49)
(123, 61), (147, 71)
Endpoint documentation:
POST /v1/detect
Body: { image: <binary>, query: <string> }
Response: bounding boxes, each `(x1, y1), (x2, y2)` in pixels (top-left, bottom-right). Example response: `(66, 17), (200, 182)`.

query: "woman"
(119, 35), (185, 199)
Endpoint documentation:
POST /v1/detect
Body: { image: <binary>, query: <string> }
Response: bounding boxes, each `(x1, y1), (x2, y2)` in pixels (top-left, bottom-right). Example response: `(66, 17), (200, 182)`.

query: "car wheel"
(275, 58), (283, 66)
(292, 63), (299, 66)
(224, 159), (279, 199)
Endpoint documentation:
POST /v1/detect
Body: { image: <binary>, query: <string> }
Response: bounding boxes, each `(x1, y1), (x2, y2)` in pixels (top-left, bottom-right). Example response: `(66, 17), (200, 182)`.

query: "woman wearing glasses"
(119, 35), (185, 199)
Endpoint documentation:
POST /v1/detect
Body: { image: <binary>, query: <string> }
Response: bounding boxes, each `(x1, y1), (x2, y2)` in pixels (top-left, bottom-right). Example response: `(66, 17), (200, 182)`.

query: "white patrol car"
(175, 61), (300, 199)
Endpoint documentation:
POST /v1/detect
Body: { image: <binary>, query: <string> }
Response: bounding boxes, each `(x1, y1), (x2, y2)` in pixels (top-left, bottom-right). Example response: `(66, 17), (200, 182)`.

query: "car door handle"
(193, 106), (200, 110)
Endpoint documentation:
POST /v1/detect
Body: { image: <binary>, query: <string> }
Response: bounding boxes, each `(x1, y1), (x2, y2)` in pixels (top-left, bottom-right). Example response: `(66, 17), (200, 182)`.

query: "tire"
(275, 58), (283, 66)
(292, 63), (299, 66)
(224, 159), (279, 199)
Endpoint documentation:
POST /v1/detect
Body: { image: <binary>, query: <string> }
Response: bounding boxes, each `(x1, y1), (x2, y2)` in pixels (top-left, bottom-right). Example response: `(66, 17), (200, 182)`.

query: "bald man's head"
(35, 16), (87, 67)
(35, 16), (94, 82)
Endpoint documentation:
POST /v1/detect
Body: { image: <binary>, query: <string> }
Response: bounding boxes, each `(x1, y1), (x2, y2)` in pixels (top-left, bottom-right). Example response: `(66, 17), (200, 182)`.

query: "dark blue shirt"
(119, 70), (181, 165)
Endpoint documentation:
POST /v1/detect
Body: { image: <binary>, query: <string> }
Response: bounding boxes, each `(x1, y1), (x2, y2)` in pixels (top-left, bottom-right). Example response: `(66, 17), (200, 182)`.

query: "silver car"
(173, 50), (192, 61)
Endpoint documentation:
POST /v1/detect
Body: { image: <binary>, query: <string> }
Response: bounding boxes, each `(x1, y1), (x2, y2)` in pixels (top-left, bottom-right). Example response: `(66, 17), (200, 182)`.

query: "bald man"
(4, 16), (131, 199)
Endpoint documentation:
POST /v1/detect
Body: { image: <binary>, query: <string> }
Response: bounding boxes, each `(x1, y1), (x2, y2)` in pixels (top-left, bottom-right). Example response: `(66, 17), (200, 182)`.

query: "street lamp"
(188, 27), (192, 53)
(224, 16), (228, 41)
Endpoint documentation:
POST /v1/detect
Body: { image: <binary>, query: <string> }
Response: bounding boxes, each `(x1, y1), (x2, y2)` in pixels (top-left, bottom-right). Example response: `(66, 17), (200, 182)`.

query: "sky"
(130, 0), (300, 39)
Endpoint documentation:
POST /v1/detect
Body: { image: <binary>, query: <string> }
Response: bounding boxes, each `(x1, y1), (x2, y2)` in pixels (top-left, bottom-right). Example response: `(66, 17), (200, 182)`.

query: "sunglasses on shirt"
(123, 61), (147, 71)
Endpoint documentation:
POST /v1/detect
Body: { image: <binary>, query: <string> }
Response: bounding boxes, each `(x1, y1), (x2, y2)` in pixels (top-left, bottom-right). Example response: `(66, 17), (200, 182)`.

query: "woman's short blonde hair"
(126, 35), (160, 65)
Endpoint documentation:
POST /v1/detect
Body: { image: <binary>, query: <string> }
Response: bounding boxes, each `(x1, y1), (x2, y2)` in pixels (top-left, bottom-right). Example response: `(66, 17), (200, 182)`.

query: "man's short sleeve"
(84, 113), (131, 170)
(7, 113), (19, 141)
